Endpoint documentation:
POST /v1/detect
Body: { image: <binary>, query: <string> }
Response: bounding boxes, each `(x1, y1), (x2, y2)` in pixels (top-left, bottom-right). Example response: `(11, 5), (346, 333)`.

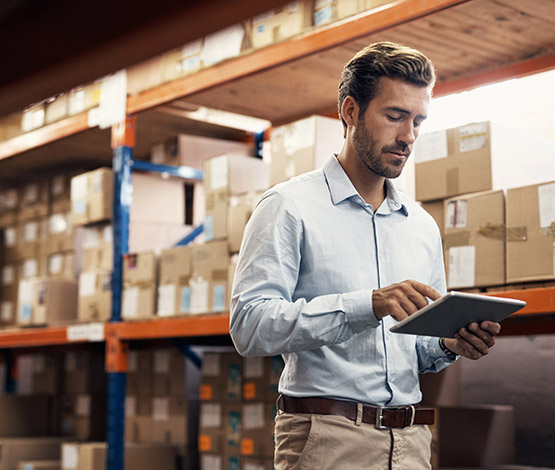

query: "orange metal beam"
(434, 54), (555, 98)
(127, 0), (470, 115)
(0, 325), (91, 348)
(113, 314), (230, 340)
(487, 287), (555, 317)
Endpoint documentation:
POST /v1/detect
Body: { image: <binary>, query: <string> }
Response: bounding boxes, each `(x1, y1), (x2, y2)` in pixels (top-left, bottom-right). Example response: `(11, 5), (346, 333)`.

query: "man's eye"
(387, 115), (401, 121)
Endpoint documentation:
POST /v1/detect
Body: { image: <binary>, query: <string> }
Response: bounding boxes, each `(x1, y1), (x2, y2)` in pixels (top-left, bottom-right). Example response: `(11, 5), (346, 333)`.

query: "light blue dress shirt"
(230, 155), (455, 407)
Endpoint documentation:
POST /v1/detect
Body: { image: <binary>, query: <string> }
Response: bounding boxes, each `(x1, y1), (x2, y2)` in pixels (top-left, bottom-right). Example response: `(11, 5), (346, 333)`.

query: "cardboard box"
(49, 173), (75, 214)
(227, 192), (264, 253)
(152, 348), (201, 397)
(151, 133), (253, 169)
(63, 350), (107, 395)
(3, 225), (19, 262)
(241, 403), (277, 458)
(126, 350), (153, 396)
(430, 405), (514, 468)
(19, 182), (49, 221)
(203, 154), (268, 241)
(45, 93), (69, 124)
(251, 1), (312, 49)
(81, 224), (113, 271)
(199, 403), (225, 454)
(421, 200), (444, 239)
(157, 245), (192, 317)
(0, 188), (19, 226)
(78, 270), (112, 322)
(17, 461), (60, 470)
(60, 394), (106, 441)
(122, 251), (157, 320)
(201, 352), (242, 402)
(17, 218), (43, 259)
(443, 190), (505, 288)
(47, 252), (75, 280)
(61, 442), (176, 470)
(67, 82), (101, 116)
(161, 40), (204, 83)
(17, 278), (78, 326)
(242, 457), (273, 470)
(1, 264), (19, 326)
(0, 438), (65, 470)
(127, 56), (164, 95)
(313, 0), (392, 26)
(419, 360), (461, 407)
(200, 22), (251, 68)
(506, 181), (555, 283)
(242, 356), (284, 403)
(21, 102), (45, 132)
(414, 121), (555, 201)
(269, 115), (344, 186)
(71, 168), (113, 226)
(152, 396), (200, 446)
(45, 213), (73, 255)
(16, 353), (62, 395)
(20, 257), (48, 280)
(0, 396), (53, 437)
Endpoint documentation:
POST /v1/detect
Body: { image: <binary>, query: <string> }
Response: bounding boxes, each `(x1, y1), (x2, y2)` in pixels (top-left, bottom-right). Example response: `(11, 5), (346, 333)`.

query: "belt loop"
(355, 403), (363, 426)
(276, 394), (284, 415)
(408, 405), (416, 426)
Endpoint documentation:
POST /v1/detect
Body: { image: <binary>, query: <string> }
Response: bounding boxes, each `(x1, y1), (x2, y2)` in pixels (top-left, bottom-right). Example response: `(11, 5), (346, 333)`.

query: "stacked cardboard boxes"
(416, 121), (555, 289)
(17, 461), (60, 470)
(313, 0), (393, 27)
(156, 245), (193, 317)
(0, 438), (66, 470)
(122, 251), (157, 320)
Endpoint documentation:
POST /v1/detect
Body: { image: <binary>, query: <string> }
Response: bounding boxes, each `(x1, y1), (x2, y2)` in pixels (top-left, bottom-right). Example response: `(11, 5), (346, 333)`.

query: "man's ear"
(341, 96), (359, 127)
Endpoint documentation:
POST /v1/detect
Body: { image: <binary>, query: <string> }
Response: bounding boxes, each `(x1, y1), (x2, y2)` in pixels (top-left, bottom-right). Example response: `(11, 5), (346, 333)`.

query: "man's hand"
(443, 321), (501, 360)
(372, 280), (441, 322)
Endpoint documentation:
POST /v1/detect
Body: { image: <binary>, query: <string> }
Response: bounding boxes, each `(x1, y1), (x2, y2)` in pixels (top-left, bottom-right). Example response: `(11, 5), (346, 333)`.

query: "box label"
(201, 454), (222, 470)
(414, 129), (448, 163)
(213, 283), (226, 311)
(79, 272), (97, 297)
(241, 438), (255, 455)
(153, 397), (170, 421)
(1, 301), (13, 322)
(199, 434), (213, 452)
(122, 286), (139, 318)
(190, 277), (209, 314)
(202, 353), (221, 376)
(128, 350), (138, 372)
(243, 403), (265, 430)
(204, 215), (214, 241)
(200, 384), (214, 400)
(244, 357), (264, 378)
(49, 213), (69, 234)
(446, 200), (468, 229)
(52, 175), (65, 196)
(75, 394), (91, 416)
(154, 350), (171, 373)
(459, 122), (489, 153)
(2, 265), (15, 285)
(23, 221), (38, 241)
(538, 182), (555, 233)
(48, 254), (64, 275)
(448, 245), (476, 288)
(201, 402), (222, 428)
(125, 396), (137, 417)
(22, 259), (38, 278)
(314, 4), (333, 26)
(5, 227), (16, 247)
(157, 284), (176, 316)
(180, 286), (191, 313)
(62, 443), (79, 470)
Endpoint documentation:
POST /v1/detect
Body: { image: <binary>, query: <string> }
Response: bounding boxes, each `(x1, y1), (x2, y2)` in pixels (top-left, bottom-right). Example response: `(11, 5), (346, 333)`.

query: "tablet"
(389, 291), (526, 338)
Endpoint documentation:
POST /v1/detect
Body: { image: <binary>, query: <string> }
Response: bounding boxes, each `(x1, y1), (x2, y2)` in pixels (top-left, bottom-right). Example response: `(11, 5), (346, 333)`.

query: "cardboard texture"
(251, 1), (313, 49)
(157, 245), (192, 316)
(47, 252), (75, 280)
(60, 394), (106, 441)
(269, 115), (344, 186)
(240, 403), (277, 458)
(19, 181), (49, 221)
(45, 213), (73, 255)
(506, 181), (555, 283)
(71, 168), (113, 226)
(17, 461), (60, 470)
(242, 356), (284, 403)
(430, 405), (515, 468)
(443, 190), (505, 288)
(0, 188), (19, 226)
(17, 278), (78, 326)
(61, 442), (176, 470)
(201, 352), (242, 402)
(63, 350), (107, 395)
(415, 121), (555, 201)
(152, 348), (201, 397)
(17, 218), (44, 260)
(49, 173), (75, 214)
(78, 270), (112, 322)
(0, 438), (65, 470)
(126, 350), (153, 396)
(0, 396), (53, 437)
(16, 353), (62, 395)
(122, 251), (157, 320)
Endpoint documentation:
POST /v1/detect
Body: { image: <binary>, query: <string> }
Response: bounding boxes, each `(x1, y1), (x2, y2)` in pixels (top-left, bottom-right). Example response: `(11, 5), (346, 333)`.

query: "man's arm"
(229, 191), (379, 357)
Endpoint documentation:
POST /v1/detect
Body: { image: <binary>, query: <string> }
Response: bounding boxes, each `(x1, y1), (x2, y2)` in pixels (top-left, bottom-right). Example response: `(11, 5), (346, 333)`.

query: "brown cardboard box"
(152, 348), (200, 397)
(421, 200), (444, 238)
(200, 22), (252, 68)
(47, 252), (75, 280)
(242, 457), (273, 470)
(81, 224), (113, 271)
(45, 213), (73, 255)
(78, 270), (112, 322)
(443, 190), (505, 288)
(419, 360), (461, 407)
(414, 121), (555, 202)
(63, 350), (107, 394)
(430, 405), (514, 468)
(60, 394), (106, 441)
(152, 396), (199, 447)
(44, 93), (69, 124)
(125, 415), (154, 444)
(0, 438), (65, 470)
(17, 278), (78, 326)
(0, 188), (19, 226)
(20, 257), (48, 280)
(227, 192), (264, 253)
(242, 356), (284, 403)
(269, 115), (344, 186)
(71, 168), (113, 226)
(121, 251), (157, 320)
(506, 181), (555, 283)
(157, 245), (192, 317)
(203, 154), (269, 241)
(201, 352), (242, 402)
(251, 1), (312, 49)
(21, 102), (45, 132)
(240, 403), (277, 458)
(1, 264), (19, 326)
(17, 461), (60, 470)
(0, 396), (53, 437)
(19, 181), (50, 221)
(127, 56), (164, 95)
(49, 173), (75, 214)
(17, 218), (43, 259)
(17, 353), (63, 395)
(161, 41), (203, 83)
(3, 225), (19, 262)
(126, 350), (153, 396)
(199, 403), (225, 454)
(67, 81), (101, 116)
(61, 442), (176, 470)
(313, 0), (393, 27)
(151, 133), (253, 169)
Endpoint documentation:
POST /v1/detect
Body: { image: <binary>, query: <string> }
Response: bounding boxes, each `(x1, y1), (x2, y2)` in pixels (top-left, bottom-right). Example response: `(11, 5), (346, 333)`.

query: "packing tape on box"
(507, 226), (528, 242)
(540, 222), (555, 238)
(478, 223), (506, 240)
(443, 231), (471, 248)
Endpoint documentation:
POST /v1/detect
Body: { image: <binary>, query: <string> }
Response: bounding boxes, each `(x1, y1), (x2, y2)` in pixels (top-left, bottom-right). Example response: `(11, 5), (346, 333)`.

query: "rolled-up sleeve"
(229, 191), (378, 357)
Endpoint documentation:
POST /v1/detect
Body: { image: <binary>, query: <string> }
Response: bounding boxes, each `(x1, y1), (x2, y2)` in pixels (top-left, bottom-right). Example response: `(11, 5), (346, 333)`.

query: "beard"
(352, 118), (409, 179)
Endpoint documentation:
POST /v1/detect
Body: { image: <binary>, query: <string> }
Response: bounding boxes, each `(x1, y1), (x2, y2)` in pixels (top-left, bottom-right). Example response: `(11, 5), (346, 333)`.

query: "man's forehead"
(372, 77), (431, 111)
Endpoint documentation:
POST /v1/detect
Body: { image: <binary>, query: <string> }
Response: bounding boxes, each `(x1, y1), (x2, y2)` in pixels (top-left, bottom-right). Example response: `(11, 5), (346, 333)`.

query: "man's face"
(352, 77), (431, 179)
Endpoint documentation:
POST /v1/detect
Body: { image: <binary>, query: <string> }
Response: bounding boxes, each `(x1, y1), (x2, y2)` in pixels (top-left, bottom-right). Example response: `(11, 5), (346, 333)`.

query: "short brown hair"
(338, 42), (436, 133)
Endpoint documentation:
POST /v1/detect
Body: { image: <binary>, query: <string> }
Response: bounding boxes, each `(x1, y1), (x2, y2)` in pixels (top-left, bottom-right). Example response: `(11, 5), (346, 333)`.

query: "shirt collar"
(323, 155), (409, 216)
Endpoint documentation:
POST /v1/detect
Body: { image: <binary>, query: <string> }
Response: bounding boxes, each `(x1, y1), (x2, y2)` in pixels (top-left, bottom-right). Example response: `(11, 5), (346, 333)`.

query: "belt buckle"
(375, 407), (387, 430)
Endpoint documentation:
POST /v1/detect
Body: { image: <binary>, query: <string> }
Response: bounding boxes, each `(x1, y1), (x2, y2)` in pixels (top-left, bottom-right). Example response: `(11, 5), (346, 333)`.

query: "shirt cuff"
(343, 289), (380, 332)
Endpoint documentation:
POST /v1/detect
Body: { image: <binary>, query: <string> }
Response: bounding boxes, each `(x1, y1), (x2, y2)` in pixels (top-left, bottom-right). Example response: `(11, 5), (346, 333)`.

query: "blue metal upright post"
(106, 117), (135, 470)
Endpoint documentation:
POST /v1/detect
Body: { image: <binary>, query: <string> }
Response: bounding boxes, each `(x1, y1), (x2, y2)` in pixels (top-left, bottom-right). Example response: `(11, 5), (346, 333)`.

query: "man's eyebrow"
(385, 106), (427, 120)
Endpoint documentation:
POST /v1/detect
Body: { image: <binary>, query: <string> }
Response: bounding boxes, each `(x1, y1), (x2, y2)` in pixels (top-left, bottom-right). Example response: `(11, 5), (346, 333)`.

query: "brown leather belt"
(278, 395), (434, 429)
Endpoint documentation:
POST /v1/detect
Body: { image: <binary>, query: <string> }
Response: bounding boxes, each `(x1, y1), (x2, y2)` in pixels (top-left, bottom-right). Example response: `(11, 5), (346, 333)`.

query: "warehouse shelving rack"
(0, 0), (555, 468)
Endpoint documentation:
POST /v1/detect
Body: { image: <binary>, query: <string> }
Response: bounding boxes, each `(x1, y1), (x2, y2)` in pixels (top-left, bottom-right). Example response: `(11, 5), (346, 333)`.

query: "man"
(230, 42), (500, 470)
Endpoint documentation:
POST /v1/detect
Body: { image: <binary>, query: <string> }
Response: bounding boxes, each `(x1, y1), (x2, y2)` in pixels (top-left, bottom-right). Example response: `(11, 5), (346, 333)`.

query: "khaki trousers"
(274, 412), (432, 470)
